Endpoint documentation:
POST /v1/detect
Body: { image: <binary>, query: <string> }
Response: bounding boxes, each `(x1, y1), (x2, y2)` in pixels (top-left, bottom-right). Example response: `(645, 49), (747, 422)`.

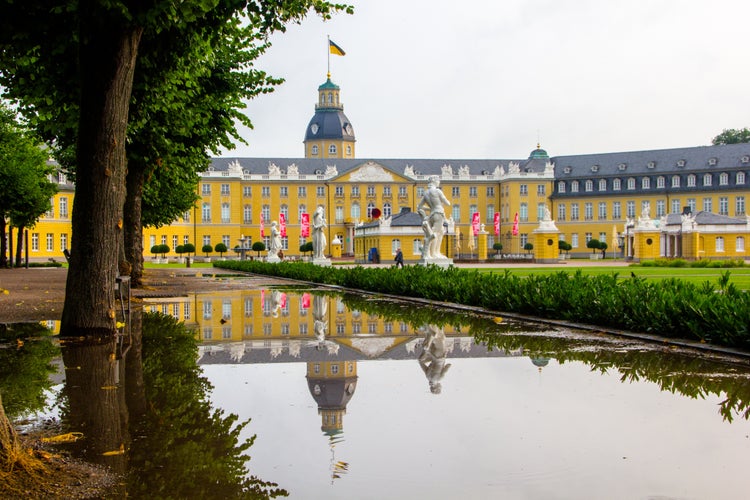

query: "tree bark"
(60, 8), (143, 335)
(124, 165), (145, 287)
(0, 216), (6, 268)
(14, 226), (25, 267)
(0, 392), (22, 471)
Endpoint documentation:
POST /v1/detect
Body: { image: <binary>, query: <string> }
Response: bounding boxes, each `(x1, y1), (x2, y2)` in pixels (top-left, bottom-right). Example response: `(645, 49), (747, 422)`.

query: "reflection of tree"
(473, 330), (750, 422)
(126, 312), (288, 498)
(0, 323), (58, 419)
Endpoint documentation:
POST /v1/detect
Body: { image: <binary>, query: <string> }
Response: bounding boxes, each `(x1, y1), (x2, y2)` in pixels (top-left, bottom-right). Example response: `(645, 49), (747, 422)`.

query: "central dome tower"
(304, 73), (356, 158)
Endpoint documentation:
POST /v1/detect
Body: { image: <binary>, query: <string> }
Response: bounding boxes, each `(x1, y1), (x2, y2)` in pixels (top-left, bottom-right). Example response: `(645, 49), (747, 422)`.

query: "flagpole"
(327, 35), (330, 77)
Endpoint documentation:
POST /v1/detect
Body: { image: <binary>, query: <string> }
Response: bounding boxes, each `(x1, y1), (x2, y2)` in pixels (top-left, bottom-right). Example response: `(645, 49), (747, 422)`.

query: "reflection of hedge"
(214, 260), (750, 349)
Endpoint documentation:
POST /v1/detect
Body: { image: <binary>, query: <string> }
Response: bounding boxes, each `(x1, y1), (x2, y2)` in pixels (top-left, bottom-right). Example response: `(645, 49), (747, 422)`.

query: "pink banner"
(494, 212), (500, 236)
(301, 292), (311, 309)
(279, 213), (287, 237)
(471, 212), (480, 236)
(300, 213), (310, 237)
(280, 292), (287, 309)
(512, 212), (519, 236)
(260, 212), (265, 238)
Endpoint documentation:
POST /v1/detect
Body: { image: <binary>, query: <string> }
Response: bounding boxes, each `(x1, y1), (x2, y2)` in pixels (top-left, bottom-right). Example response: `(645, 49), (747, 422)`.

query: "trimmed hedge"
(214, 260), (750, 350)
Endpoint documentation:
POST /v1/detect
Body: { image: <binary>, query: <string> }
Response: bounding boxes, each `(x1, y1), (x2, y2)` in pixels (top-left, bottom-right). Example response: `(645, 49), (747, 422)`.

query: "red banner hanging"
(493, 212), (500, 236)
(512, 212), (519, 236)
(471, 212), (480, 236)
(279, 213), (287, 237)
(300, 213), (310, 237)
(260, 212), (265, 238)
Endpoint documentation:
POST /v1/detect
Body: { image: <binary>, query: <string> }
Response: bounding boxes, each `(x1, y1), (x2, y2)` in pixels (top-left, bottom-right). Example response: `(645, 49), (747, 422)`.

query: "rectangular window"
(584, 202), (593, 221)
(383, 185), (392, 197)
(598, 202), (607, 220)
(280, 186), (288, 197)
(183, 211), (190, 223)
(687, 198), (696, 212)
(671, 199), (681, 214)
(399, 186), (408, 197)
(220, 183), (230, 195)
(703, 198), (712, 212)
(261, 204), (270, 221)
(351, 186), (359, 196)
(452, 187), (460, 197)
(262, 186), (271, 197)
(557, 203), (566, 221)
(737, 236), (745, 252)
(317, 186), (325, 197)
(335, 206), (344, 224)
(557, 181), (566, 193)
(486, 204), (495, 223)
(243, 205), (252, 224)
(519, 203), (528, 222)
(203, 301), (212, 320)
(626, 201), (636, 218)
(537, 184), (546, 195)
(31, 233), (39, 251)
(202, 235), (211, 247)
(486, 186), (495, 197)
(719, 196), (728, 216)
(570, 203), (579, 221)
(184, 302), (191, 320)
(736, 196), (746, 216)
(520, 233), (528, 247)
(367, 185), (376, 197)
(202, 203), (211, 223)
(335, 186), (344, 197)
(519, 184), (528, 195)
(613, 178), (621, 190)
(469, 186), (477, 197)
(243, 186), (252, 197)
(571, 233), (579, 248)
(656, 200), (665, 217)
(59, 197), (68, 219)
(585, 232), (592, 244)
(202, 184), (211, 195)
(612, 201), (621, 219)
(221, 203), (230, 223)
(60, 234), (68, 251)
(537, 203), (545, 221)
(298, 186), (306, 197)
(452, 205), (461, 223)
(716, 236), (724, 252)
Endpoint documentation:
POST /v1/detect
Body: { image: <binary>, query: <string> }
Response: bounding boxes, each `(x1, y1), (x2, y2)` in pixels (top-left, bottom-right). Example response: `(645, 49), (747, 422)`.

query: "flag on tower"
(329, 39), (346, 56)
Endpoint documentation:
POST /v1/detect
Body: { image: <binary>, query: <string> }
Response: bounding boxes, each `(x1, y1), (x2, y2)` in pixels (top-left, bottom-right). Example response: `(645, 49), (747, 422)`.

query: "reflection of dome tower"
(530, 356), (550, 372)
(304, 74), (356, 159)
(306, 360), (358, 435)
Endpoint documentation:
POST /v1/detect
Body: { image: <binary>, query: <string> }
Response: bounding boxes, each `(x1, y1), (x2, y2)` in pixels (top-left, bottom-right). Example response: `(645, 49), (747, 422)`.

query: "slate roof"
(304, 109), (356, 142)
(554, 143), (750, 178)
(664, 211), (748, 226)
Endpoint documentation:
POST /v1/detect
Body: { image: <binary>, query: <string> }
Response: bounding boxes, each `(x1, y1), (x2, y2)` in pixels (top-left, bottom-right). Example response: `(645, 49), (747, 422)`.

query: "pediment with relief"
(349, 161), (394, 182)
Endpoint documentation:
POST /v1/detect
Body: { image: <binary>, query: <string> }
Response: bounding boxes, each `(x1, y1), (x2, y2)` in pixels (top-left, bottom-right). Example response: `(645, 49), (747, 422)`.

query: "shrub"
(201, 244), (213, 257)
(251, 241), (266, 258)
(214, 243), (228, 257)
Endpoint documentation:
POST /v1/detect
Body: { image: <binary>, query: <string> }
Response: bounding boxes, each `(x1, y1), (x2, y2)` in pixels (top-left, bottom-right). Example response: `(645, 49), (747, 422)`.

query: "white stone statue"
(268, 221), (281, 259)
(543, 205), (552, 221)
(418, 324), (451, 394)
(312, 205), (327, 259)
(417, 175), (452, 260)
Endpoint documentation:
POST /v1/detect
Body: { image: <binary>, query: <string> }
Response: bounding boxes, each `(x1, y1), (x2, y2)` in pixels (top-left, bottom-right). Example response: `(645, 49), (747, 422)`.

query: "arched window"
(641, 177), (650, 189)
(598, 179), (607, 191)
(311, 145), (318, 155)
(367, 202), (376, 218)
(571, 180), (579, 193)
(519, 203), (528, 222)
(737, 236), (745, 252)
(383, 202), (392, 218)
(656, 176), (665, 188)
(585, 180), (593, 192)
(703, 173), (712, 186)
(719, 173), (729, 185)
(280, 204), (288, 219)
(557, 181), (566, 193)
(736, 172), (746, 184)
(391, 239), (401, 255)
(613, 178), (621, 190)
(328, 144), (337, 155)
(671, 175), (680, 188)
(298, 204), (306, 222)
(687, 174), (696, 187)
(627, 178), (636, 190)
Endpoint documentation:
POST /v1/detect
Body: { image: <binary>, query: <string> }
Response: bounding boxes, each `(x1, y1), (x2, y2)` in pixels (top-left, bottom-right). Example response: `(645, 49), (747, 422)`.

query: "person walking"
(394, 248), (404, 268)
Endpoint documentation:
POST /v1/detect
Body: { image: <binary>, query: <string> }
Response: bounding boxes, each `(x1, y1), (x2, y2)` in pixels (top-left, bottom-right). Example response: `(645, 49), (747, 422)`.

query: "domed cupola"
(529, 143), (549, 160)
(304, 73), (356, 158)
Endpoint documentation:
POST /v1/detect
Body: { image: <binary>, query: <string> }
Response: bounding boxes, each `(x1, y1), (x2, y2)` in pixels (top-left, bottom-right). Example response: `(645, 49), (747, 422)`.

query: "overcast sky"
(221, 0), (750, 160)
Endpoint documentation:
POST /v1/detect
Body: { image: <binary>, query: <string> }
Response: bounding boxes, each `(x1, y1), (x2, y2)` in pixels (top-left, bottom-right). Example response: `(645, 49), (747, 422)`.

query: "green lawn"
(475, 265), (750, 290)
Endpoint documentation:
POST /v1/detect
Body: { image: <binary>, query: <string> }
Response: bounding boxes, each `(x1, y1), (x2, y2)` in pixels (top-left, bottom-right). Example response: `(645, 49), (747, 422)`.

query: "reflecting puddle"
(3, 288), (750, 499)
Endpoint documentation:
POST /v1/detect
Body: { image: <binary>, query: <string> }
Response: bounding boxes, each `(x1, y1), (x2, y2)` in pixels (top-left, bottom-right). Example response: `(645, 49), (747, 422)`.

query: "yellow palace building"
(28, 74), (750, 263)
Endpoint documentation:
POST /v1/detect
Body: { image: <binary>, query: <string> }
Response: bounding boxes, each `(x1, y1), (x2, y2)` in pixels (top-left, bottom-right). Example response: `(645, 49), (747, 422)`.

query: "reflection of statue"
(268, 221), (281, 258)
(417, 176), (451, 259)
(312, 206), (327, 259)
(270, 290), (283, 318)
(418, 324), (452, 394)
(313, 295), (328, 343)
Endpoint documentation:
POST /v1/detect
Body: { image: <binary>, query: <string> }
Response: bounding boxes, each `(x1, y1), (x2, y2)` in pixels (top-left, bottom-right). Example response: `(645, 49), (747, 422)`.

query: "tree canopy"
(712, 128), (750, 145)
(0, 0), (351, 334)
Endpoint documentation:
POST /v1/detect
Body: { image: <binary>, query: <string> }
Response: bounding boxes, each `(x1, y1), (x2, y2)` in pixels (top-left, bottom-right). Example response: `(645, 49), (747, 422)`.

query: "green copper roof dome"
(318, 77), (340, 91)
(529, 143), (549, 159)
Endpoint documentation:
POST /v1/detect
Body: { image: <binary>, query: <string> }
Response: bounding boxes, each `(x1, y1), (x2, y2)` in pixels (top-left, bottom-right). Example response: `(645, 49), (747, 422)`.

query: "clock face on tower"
(311, 123), (319, 135)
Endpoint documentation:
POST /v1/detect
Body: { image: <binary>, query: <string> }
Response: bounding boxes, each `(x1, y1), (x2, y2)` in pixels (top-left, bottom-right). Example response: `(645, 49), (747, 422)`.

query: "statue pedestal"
(312, 257), (332, 267)
(267, 255), (281, 263)
(417, 256), (453, 268)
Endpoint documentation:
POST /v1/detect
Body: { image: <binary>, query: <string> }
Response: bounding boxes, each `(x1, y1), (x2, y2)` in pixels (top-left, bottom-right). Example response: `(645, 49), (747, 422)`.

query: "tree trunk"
(14, 226), (25, 267)
(60, 9), (143, 336)
(124, 165), (145, 287)
(0, 392), (22, 471)
(0, 216), (6, 268)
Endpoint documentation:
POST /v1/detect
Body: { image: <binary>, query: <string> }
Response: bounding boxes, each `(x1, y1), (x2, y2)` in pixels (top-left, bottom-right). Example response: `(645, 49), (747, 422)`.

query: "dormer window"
(563, 166), (572, 174)
(647, 161), (656, 169)
(591, 165), (599, 172)
(708, 157), (718, 166)
(742, 155), (749, 164)
(618, 163), (627, 171)
(677, 159), (686, 167)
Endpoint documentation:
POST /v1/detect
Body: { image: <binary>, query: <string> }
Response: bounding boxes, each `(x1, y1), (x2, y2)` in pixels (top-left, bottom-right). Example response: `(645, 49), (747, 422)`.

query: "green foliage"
(299, 241), (313, 255)
(492, 242), (503, 254)
(214, 242), (228, 256)
(252, 241), (266, 257)
(712, 127), (750, 145)
(175, 244), (186, 255)
(558, 240), (572, 253)
(638, 258), (746, 269)
(523, 242), (533, 253)
(202, 244), (213, 257)
(214, 260), (750, 350)
(128, 312), (288, 498)
(183, 243), (196, 255)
